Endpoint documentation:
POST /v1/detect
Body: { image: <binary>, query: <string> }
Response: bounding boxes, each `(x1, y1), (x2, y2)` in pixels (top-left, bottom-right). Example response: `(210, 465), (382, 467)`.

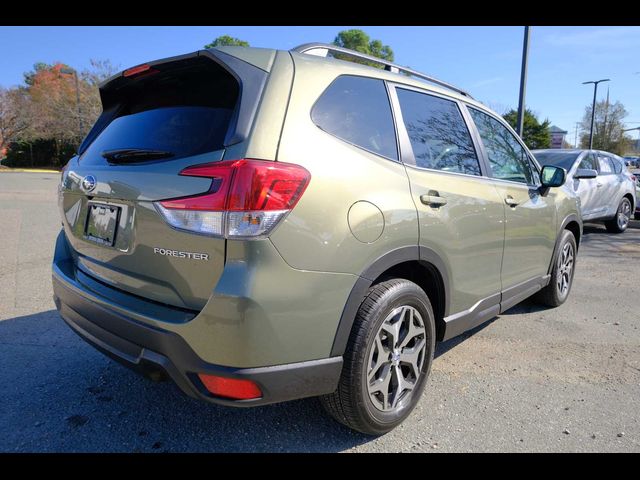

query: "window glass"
(608, 156), (622, 174)
(82, 107), (233, 164)
(395, 88), (481, 175)
(534, 151), (580, 171)
(598, 155), (613, 174)
(311, 75), (398, 160)
(579, 153), (598, 171)
(468, 108), (535, 184)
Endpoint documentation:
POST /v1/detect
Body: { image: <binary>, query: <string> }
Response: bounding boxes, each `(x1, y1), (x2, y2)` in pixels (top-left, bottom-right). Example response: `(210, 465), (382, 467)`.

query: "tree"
(20, 60), (116, 145)
(204, 35), (250, 49)
(332, 29), (394, 67)
(579, 99), (632, 155)
(503, 108), (551, 150)
(23, 62), (57, 86)
(0, 87), (32, 160)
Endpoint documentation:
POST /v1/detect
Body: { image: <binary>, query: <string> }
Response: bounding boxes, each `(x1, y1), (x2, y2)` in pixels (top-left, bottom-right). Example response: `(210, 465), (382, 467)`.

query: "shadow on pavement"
(0, 310), (371, 452)
(435, 315), (497, 359)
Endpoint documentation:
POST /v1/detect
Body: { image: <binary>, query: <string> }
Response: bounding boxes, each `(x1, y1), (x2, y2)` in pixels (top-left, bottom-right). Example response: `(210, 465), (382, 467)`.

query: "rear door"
(596, 153), (620, 217)
(59, 51), (267, 311)
(466, 107), (556, 293)
(389, 85), (505, 316)
(574, 151), (602, 218)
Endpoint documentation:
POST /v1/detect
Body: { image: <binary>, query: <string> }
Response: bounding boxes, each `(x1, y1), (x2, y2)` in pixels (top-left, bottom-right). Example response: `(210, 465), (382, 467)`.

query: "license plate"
(85, 204), (120, 246)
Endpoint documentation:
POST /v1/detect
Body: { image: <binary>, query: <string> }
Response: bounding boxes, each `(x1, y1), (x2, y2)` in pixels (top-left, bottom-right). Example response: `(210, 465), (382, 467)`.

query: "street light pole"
(582, 78), (610, 150)
(59, 67), (83, 139)
(516, 26), (531, 137)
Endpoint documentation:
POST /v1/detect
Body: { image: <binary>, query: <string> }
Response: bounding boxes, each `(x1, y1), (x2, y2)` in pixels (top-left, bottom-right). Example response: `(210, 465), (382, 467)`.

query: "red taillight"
(123, 64), (158, 78)
(197, 374), (262, 400)
(155, 159), (311, 238)
(225, 159), (311, 211)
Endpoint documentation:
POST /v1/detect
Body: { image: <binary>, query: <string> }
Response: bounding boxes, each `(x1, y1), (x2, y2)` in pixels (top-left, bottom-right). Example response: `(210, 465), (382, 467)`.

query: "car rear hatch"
(59, 50), (269, 312)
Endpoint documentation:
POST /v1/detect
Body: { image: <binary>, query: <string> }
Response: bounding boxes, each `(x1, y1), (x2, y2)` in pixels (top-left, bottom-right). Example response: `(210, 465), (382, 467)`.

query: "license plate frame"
(85, 203), (121, 247)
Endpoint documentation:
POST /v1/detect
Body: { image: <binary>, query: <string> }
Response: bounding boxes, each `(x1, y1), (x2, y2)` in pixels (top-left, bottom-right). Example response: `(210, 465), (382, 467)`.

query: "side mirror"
(574, 168), (598, 179)
(540, 165), (566, 188)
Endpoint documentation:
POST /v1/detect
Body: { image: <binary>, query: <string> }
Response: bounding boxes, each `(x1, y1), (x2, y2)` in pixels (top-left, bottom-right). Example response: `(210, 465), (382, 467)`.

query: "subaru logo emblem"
(81, 175), (97, 192)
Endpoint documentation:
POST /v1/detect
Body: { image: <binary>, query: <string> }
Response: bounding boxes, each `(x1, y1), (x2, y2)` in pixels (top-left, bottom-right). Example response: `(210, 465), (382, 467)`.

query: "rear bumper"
(52, 238), (342, 407)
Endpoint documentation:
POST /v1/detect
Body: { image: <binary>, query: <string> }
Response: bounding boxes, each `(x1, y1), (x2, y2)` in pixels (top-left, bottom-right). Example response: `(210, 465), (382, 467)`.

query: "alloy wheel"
(367, 305), (426, 412)
(557, 242), (574, 296)
(617, 200), (631, 230)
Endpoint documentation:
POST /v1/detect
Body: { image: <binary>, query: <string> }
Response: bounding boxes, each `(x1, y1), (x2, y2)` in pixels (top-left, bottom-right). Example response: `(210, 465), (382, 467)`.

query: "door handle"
(420, 192), (447, 207)
(504, 195), (519, 207)
(596, 182), (603, 188)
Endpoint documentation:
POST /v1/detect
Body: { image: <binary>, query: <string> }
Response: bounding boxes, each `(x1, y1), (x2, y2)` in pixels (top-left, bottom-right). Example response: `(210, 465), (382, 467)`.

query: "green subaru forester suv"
(53, 43), (581, 435)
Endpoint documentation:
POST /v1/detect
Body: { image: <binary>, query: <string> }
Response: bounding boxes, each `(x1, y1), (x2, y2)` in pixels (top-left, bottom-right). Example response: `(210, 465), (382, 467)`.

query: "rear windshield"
(533, 151), (580, 171)
(81, 57), (239, 165)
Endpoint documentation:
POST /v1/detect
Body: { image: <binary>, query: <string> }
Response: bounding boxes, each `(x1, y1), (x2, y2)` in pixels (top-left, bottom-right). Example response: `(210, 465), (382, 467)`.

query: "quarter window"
(395, 88), (481, 175)
(311, 75), (398, 160)
(469, 108), (535, 185)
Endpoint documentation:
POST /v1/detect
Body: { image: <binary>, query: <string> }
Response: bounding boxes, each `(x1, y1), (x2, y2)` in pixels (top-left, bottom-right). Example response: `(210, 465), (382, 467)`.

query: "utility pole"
(603, 86), (610, 147)
(516, 26), (531, 137)
(59, 67), (83, 139)
(582, 78), (610, 150)
(574, 122), (580, 148)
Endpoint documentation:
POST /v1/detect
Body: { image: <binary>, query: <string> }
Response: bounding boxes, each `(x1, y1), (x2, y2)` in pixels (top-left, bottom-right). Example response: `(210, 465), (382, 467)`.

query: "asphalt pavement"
(1, 172), (639, 452)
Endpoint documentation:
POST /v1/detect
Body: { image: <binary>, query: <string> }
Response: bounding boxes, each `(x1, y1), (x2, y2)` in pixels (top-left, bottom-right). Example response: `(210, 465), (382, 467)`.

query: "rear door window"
(608, 156), (622, 174)
(597, 155), (614, 174)
(311, 75), (398, 160)
(395, 88), (481, 176)
(579, 153), (598, 171)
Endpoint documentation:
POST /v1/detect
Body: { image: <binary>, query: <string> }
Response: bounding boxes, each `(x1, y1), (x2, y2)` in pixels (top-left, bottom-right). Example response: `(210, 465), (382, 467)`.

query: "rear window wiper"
(101, 148), (175, 163)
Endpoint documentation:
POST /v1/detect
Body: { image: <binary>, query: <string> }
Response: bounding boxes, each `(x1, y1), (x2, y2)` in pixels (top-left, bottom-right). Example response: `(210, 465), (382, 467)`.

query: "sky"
(1, 26), (639, 144)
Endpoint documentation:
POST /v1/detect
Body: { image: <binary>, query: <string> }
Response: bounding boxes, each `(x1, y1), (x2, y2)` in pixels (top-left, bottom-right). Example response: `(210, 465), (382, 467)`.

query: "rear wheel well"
(372, 260), (446, 340)
(565, 220), (581, 250)
(623, 193), (635, 212)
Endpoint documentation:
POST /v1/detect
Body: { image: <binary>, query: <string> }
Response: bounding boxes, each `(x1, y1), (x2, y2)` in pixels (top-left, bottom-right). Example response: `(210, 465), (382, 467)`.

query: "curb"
(0, 169), (60, 173)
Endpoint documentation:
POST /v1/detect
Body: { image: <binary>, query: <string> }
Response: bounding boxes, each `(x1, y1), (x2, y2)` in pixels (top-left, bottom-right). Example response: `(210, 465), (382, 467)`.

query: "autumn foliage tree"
(2, 59), (118, 167)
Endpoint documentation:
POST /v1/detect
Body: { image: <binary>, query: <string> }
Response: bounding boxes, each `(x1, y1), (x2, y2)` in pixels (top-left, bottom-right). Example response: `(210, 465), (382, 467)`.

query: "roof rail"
(291, 42), (473, 99)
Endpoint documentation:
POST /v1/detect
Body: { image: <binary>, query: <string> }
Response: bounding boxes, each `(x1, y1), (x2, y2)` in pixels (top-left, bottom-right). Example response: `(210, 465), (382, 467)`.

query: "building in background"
(549, 125), (568, 149)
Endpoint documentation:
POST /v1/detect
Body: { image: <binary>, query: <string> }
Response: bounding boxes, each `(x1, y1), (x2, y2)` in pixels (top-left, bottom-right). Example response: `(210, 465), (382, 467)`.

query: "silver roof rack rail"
(291, 42), (473, 99)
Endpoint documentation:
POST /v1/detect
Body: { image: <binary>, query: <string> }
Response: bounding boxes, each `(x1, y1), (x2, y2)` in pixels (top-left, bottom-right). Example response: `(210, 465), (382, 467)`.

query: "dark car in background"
(533, 149), (636, 233)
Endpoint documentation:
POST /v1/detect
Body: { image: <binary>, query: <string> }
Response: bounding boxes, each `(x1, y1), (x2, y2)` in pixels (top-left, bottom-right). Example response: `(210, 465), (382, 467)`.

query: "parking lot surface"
(1, 172), (639, 452)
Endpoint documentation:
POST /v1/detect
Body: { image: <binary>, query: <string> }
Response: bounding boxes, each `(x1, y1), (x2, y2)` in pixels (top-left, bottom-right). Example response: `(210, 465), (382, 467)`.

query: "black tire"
(605, 197), (632, 233)
(534, 229), (577, 307)
(320, 279), (436, 435)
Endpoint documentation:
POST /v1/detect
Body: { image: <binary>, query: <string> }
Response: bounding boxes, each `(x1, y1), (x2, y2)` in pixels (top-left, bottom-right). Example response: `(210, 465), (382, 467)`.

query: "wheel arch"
(548, 213), (582, 275)
(623, 192), (635, 212)
(330, 246), (451, 356)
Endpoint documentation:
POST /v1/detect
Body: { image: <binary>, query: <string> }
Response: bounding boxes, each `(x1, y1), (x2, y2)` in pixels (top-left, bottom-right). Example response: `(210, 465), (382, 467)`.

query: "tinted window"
(469, 108), (535, 184)
(598, 155), (613, 174)
(312, 76), (398, 160)
(81, 57), (239, 165)
(579, 153), (598, 171)
(82, 107), (233, 163)
(396, 88), (481, 175)
(534, 151), (580, 171)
